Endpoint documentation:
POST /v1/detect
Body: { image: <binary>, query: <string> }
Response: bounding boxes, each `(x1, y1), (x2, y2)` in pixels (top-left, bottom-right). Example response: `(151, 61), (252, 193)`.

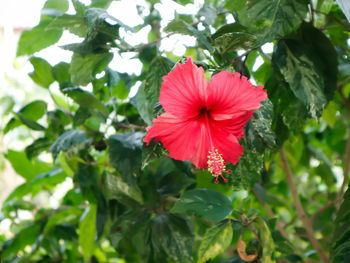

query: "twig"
(258, 47), (272, 62)
(336, 133), (350, 209)
(338, 83), (350, 112)
(252, 188), (289, 239)
(113, 120), (146, 131)
(310, 200), (337, 223)
(337, 76), (350, 89)
(309, 1), (315, 25)
(280, 146), (330, 263)
(87, 161), (111, 166)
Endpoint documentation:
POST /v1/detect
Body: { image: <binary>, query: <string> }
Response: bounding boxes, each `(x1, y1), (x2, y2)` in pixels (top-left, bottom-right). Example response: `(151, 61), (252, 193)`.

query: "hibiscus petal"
(207, 71), (267, 120)
(143, 112), (201, 162)
(212, 111), (254, 140)
(191, 114), (244, 169)
(209, 118), (243, 165)
(160, 57), (208, 118)
(143, 112), (244, 170)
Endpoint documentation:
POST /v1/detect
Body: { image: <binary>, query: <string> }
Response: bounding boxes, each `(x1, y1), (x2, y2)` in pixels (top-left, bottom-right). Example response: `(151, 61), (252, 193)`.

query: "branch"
(309, 1), (315, 25)
(113, 120), (146, 131)
(337, 78), (350, 112)
(258, 47), (271, 62)
(280, 146), (330, 263)
(336, 132), (350, 209)
(310, 200), (337, 223)
(252, 188), (289, 239)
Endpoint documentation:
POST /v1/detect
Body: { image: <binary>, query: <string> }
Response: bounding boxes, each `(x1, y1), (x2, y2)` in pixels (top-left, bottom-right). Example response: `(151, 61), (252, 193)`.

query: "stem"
(309, 0), (315, 25)
(113, 120), (145, 131)
(336, 132), (350, 209)
(337, 77), (350, 111)
(310, 200), (337, 223)
(252, 188), (289, 239)
(280, 146), (330, 263)
(258, 47), (272, 62)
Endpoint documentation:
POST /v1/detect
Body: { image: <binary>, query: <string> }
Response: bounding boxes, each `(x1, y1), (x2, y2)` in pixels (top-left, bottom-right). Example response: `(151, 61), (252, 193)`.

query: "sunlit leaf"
(198, 221), (233, 263)
(171, 188), (232, 222)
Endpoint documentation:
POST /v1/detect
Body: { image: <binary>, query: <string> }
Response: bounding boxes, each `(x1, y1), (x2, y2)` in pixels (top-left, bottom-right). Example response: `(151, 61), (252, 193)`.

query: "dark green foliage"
(151, 213), (194, 262)
(232, 0), (308, 42)
(171, 188), (233, 222)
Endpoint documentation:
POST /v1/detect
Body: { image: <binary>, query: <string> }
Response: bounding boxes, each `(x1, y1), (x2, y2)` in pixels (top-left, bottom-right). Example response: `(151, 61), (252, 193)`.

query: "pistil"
(207, 148), (231, 183)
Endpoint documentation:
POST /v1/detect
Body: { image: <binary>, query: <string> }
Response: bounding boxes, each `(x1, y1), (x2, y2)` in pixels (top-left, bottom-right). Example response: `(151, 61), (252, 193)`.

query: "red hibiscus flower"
(143, 57), (267, 183)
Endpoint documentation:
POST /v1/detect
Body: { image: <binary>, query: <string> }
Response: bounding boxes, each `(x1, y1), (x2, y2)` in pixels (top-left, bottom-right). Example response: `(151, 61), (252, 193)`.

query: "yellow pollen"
(207, 148), (230, 183)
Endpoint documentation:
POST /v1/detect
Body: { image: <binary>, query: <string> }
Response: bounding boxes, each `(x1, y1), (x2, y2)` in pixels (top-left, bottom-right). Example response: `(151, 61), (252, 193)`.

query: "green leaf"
(228, 151), (264, 190)
(44, 207), (82, 232)
(164, 20), (194, 35)
(50, 129), (92, 159)
(1, 223), (41, 259)
(144, 56), (173, 108)
(47, 109), (71, 134)
(266, 72), (308, 134)
(5, 150), (51, 180)
(44, 0), (69, 12)
(272, 23), (337, 120)
(4, 100), (47, 134)
(79, 204), (97, 262)
(62, 8), (125, 54)
(25, 137), (52, 159)
(63, 87), (109, 115)
(72, 0), (87, 16)
(133, 85), (154, 125)
(253, 217), (275, 263)
(52, 62), (71, 86)
(0, 96), (15, 116)
(17, 19), (63, 56)
(213, 32), (257, 53)
(70, 52), (113, 86)
(322, 101), (338, 128)
(299, 22), (338, 102)
(212, 23), (249, 39)
(273, 39), (327, 118)
(170, 189), (232, 223)
(249, 99), (276, 150)
(90, 0), (114, 8)
(106, 69), (130, 100)
(233, 0), (308, 42)
(198, 221), (233, 263)
(331, 185), (350, 263)
(4, 169), (66, 203)
(164, 20), (212, 50)
(14, 112), (46, 131)
(105, 173), (143, 205)
(108, 132), (144, 184)
(272, 230), (295, 254)
(48, 14), (88, 37)
(151, 213), (193, 262)
(198, 6), (217, 25)
(28, 57), (55, 88)
(141, 140), (169, 168)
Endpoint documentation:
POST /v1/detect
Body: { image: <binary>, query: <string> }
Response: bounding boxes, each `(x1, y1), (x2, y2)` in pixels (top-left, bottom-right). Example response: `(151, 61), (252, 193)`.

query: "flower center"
(200, 106), (209, 115)
(207, 148), (231, 183)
